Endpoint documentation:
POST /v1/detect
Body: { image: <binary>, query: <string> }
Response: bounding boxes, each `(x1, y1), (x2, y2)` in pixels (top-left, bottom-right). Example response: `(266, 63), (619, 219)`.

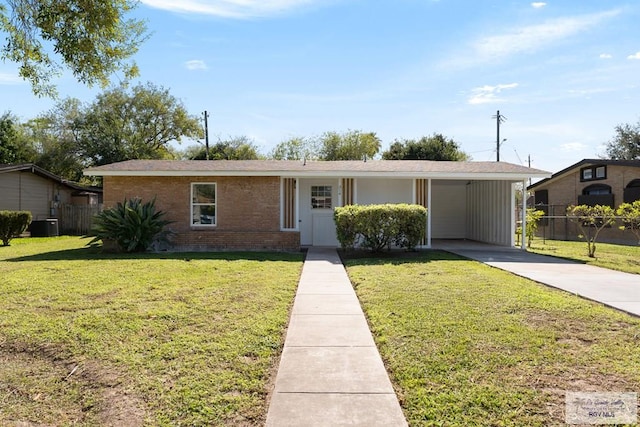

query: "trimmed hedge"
(334, 204), (427, 252)
(0, 210), (32, 246)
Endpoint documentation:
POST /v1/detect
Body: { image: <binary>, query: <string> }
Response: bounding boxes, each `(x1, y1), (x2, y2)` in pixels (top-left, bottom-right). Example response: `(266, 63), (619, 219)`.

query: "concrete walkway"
(437, 241), (640, 317)
(266, 247), (408, 427)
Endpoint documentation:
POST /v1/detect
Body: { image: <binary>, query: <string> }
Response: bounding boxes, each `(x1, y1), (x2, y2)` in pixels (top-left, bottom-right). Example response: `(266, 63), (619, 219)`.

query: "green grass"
(344, 251), (640, 427)
(0, 236), (303, 426)
(527, 238), (640, 274)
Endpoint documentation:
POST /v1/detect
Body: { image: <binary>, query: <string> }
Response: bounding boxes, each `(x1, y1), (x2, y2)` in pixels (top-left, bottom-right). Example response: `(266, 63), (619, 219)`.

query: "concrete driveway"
(436, 240), (640, 317)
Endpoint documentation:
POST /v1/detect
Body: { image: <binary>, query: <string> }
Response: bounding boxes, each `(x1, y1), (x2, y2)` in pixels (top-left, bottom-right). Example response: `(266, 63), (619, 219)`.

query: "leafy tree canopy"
(3, 83), (200, 181)
(0, 112), (34, 164)
(21, 98), (86, 180)
(318, 130), (381, 161)
(270, 137), (319, 160)
(0, 0), (147, 96)
(185, 136), (261, 160)
(603, 119), (640, 160)
(79, 82), (202, 166)
(382, 133), (470, 161)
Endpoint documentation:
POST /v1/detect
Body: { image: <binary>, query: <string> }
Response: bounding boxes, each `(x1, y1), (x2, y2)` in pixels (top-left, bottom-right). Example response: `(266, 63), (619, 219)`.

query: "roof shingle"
(85, 159), (549, 179)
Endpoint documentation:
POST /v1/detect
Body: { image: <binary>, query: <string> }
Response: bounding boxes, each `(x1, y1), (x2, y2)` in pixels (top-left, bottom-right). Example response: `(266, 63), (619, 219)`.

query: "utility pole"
(203, 111), (210, 160)
(492, 110), (507, 161)
(527, 154), (532, 186)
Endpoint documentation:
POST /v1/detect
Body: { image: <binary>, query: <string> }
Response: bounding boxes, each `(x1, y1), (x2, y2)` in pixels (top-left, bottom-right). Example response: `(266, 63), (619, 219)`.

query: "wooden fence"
(58, 203), (103, 235)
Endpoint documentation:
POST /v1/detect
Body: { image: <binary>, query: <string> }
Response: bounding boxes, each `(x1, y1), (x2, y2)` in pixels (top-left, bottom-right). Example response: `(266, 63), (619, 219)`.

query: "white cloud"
(471, 9), (620, 63)
(0, 73), (23, 85)
(627, 52), (640, 60)
(599, 53), (612, 59)
(531, 2), (547, 8)
(559, 142), (586, 152)
(140, 0), (316, 18)
(185, 60), (208, 70)
(468, 83), (519, 105)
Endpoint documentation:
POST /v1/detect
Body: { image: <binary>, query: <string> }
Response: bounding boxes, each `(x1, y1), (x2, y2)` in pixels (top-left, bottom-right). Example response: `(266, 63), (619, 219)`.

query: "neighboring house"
(0, 163), (103, 235)
(85, 159), (549, 251)
(528, 159), (640, 244)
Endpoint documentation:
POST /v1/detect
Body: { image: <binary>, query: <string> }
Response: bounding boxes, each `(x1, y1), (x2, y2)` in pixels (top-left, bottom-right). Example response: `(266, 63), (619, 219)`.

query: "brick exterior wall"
(103, 175), (300, 251)
(534, 165), (640, 207)
(532, 165), (640, 244)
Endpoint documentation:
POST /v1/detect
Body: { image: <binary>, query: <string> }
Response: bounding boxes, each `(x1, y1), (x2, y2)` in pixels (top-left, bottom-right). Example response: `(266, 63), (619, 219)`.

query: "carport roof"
(85, 159), (550, 180)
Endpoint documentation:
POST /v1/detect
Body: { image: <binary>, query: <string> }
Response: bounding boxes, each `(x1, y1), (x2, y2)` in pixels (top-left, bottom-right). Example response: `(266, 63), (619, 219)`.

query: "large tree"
(382, 134), (470, 161)
(0, 0), (147, 96)
(185, 136), (261, 160)
(270, 137), (319, 160)
(13, 83), (200, 180)
(0, 112), (35, 164)
(603, 119), (640, 160)
(80, 82), (202, 166)
(24, 99), (86, 180)
(318, 130), (381, 161)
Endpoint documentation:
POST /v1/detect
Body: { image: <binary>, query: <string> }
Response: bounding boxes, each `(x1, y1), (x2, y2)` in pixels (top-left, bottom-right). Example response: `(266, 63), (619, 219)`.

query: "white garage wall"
(355, 178), (413, 205)
(431, 181), (466, 239)
(466, 180), (514, 246)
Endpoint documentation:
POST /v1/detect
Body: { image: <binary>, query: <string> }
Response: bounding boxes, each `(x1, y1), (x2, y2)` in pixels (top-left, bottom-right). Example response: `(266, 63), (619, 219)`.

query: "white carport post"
(427, 178), (432, 248)
(521, 179), (527, 250)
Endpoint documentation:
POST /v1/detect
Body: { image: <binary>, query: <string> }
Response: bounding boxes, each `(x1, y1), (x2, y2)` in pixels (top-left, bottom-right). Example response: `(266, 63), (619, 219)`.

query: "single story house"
(84, 159), (550, 251)
(528, 159), (640, 244)
(0, 163), (103, 235)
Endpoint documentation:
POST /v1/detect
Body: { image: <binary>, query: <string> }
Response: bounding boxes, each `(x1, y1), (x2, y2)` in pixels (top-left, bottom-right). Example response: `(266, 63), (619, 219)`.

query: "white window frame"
(191, 182), (217, 227)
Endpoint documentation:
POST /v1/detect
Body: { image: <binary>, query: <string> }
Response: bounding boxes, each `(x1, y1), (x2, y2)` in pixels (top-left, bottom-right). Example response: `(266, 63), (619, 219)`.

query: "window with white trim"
(191, 183), (216, 226)
(311, 185), (332, 209)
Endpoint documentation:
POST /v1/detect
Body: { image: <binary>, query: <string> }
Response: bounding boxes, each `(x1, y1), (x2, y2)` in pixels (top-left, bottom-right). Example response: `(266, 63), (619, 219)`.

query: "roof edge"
(528, 158), (640, 190)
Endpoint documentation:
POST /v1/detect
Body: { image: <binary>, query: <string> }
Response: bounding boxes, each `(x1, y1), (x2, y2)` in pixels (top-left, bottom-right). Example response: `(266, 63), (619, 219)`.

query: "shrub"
(88, 197), (173, 253)
(334, 204), (360, 250)
(334, 204), (427, 252)
(617, 200), (640, 245)
(392, 204), (428, 250)
(515, 208), (545, 248)
(0, 210), (32, 246)
(566, 204), (616, 258)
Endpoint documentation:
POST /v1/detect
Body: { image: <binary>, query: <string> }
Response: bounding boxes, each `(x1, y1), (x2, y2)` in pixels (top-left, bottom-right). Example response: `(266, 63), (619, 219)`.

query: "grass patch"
(344, 251), (640, 426)
(0, 236), (303, 426)
(528, 238), (640, 274)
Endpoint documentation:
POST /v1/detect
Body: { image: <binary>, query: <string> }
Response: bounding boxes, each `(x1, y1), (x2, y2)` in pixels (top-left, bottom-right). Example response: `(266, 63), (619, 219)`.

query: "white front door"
(312, 213), (338, 246)
(299, 180), (339, 246)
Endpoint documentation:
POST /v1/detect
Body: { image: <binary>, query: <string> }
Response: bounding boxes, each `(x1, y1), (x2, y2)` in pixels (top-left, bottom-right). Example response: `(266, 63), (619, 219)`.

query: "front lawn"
(528, 238), (640, 274)
(0, 237), (303, 426)
(344, 251), (640, 426)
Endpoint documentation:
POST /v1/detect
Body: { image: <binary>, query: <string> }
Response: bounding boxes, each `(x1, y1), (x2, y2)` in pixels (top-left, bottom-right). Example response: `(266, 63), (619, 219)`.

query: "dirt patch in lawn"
(0, 342), (145, 427)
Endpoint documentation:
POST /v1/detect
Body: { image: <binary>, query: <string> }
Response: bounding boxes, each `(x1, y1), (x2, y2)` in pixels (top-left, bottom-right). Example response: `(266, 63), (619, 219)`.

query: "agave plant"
(89, 197), (173, 252)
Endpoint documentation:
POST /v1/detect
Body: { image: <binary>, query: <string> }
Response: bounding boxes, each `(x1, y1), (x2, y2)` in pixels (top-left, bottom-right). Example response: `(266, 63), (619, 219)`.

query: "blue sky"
(1, 0), (640, 173)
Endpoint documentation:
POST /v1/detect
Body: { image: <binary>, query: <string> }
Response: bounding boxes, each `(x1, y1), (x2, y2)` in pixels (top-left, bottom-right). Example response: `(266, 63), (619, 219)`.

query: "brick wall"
(534, 165), (640, 207)
(103, 175), (300, 251)
(532, 165), (640, 245)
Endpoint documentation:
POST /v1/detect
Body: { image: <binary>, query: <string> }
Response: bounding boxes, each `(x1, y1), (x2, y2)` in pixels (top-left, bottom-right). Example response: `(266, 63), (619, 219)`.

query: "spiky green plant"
(89, 197), (173, 252)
